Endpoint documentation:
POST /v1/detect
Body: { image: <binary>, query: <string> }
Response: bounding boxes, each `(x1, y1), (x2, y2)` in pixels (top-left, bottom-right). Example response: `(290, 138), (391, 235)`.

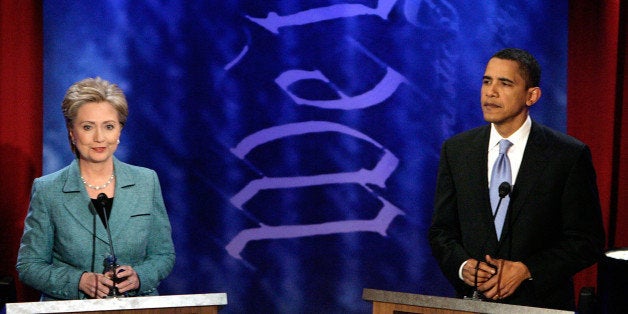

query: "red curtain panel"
(0, 0), (43, 302)
(568, 0), (626, 295)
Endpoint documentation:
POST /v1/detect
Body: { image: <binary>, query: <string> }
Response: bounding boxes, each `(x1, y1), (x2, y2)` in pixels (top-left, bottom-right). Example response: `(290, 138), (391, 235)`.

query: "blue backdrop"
(43, 1), (567, 312)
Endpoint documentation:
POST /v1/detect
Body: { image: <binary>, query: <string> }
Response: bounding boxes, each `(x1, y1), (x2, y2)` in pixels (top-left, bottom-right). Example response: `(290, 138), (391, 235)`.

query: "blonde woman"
(17, 77), (175, 300)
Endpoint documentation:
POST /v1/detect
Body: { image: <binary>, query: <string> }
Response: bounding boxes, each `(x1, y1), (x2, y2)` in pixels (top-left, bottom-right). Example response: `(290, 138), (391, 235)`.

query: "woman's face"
(69, 101), (122, 164)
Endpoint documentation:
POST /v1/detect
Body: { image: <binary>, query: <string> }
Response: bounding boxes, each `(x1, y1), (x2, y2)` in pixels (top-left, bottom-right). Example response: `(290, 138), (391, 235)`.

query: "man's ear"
(526, 87), (541, 107)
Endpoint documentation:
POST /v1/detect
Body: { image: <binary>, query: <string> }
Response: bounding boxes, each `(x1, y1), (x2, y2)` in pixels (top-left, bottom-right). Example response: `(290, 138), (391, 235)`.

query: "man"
(428, 48), (605, 310)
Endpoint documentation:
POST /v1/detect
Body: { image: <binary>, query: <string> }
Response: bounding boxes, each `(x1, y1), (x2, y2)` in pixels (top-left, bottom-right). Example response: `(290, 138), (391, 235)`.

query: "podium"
(5, 293), (227, 314)
(363, 289), (573, 314)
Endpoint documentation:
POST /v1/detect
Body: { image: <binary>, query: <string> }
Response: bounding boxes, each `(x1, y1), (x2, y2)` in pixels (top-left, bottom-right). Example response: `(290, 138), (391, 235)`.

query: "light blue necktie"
(490, 139), (513, 240)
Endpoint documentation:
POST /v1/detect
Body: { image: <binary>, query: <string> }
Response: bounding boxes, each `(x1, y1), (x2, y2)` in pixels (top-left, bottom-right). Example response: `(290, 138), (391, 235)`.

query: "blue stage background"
(43, 1), (567, 312)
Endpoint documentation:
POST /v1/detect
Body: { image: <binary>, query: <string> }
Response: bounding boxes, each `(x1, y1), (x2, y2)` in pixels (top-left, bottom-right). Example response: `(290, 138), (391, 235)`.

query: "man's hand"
(478, 255), (531, 300)
(461, 258), (497, 287)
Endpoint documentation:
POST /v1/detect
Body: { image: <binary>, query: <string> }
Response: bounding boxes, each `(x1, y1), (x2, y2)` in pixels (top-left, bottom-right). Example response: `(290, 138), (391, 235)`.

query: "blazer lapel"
(108, 157), (139, 239)
(62, 160), (110, 243)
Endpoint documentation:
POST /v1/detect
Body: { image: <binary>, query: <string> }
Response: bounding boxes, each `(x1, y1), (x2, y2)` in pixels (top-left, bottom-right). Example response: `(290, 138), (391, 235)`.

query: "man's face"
(481, 57), (538, 134)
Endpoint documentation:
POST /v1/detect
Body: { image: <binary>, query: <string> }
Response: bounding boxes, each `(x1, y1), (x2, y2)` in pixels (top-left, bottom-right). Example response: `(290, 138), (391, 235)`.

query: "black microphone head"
(97, 193), (108, 206)
(498, 182), (511, 198)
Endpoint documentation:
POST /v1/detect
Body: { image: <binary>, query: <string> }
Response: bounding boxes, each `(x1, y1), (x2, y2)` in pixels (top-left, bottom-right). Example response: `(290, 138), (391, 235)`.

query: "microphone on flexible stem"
(467, 181), (511, 301)
(493, 182), (512, 221)
(97, 193), (121, 298)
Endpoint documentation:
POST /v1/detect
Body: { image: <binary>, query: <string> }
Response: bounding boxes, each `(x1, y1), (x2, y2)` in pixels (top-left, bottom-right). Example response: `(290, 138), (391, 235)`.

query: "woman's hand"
(79, 272), (114, 299)
(104, 265), (140, 294)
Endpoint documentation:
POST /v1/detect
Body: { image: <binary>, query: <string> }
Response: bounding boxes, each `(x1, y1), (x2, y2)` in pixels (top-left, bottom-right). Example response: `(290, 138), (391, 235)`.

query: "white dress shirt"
(487, 115), (532, 187)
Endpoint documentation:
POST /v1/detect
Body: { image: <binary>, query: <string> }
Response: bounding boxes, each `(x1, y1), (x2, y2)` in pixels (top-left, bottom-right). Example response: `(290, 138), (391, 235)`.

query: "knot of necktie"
(498, 139), (513, 155)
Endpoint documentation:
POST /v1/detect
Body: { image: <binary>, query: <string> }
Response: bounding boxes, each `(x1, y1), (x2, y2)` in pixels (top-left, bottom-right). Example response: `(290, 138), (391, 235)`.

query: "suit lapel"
(464, 127), (500, 248)
(499, 122), (550, 247)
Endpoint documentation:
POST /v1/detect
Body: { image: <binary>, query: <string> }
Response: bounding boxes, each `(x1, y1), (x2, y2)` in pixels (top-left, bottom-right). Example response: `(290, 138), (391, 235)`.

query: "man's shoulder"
(531, 121), (587, 150)
(445, 124), (489, 145)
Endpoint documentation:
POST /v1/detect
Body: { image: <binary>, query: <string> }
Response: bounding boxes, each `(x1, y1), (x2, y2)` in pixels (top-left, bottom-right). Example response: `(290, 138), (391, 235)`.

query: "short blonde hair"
(62, 77), (128, 155)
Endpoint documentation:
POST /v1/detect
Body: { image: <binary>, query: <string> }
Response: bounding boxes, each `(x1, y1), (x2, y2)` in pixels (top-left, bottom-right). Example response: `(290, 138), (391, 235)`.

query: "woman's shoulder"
(35, 163), (74, 184)
(114, 158), (158, 181)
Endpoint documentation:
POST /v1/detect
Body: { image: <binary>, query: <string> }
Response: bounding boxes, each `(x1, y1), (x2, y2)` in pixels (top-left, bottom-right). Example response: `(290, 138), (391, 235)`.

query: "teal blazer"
(17, 157), (175, 300)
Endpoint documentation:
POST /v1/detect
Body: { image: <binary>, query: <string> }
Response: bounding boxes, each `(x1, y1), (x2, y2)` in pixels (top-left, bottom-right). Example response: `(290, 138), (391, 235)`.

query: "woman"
(17, 77), (175, 300)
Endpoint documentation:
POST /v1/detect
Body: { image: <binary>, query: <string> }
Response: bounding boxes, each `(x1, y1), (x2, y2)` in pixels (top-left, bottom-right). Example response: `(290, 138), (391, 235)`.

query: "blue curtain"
(43, 1), (567, 312)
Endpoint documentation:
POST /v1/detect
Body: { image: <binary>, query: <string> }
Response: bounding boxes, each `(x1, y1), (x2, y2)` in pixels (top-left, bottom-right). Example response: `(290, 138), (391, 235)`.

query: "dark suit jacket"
(17, 157), (175, 300)
(428, 121), (605, 310)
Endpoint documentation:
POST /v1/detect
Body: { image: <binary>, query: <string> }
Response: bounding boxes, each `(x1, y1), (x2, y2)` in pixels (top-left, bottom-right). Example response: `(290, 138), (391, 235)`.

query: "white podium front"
(5, 293), (227, 314)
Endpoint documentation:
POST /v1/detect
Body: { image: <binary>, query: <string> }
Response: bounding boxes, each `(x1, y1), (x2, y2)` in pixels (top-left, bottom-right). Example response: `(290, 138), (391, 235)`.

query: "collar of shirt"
(488, 115), (532, 185)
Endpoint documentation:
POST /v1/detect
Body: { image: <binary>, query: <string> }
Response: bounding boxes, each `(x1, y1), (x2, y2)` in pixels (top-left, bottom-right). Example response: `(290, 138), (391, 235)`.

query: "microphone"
(97, 193), (121, 298)
(493, 182), (511, 220)
(467, 181), (512, 300)
(498, 182), (511, 198)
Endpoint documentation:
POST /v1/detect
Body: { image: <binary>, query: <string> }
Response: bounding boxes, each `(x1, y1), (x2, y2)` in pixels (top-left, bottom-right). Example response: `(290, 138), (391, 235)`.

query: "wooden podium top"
(363, 288), (573, 314)
(5, 293), (227, 314)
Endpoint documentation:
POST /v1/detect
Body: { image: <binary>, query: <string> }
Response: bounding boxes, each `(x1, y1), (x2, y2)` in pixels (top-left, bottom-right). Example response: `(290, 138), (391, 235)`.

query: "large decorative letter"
(227, 121), (404, 260)
(275, 67), (407, 110)
(247, 0), (398, 34)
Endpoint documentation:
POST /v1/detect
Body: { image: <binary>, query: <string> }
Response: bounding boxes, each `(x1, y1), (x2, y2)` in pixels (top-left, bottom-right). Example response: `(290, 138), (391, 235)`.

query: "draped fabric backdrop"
(0, 0), (42, 303)
(1, 1), (626, 313)
(567, 0), (626, 292)
(40, 2), (569, 312)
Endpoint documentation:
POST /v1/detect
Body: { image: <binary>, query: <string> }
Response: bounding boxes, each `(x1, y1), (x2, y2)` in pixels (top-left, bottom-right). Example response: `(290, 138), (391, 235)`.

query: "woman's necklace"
(81, 173), (115, 190)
